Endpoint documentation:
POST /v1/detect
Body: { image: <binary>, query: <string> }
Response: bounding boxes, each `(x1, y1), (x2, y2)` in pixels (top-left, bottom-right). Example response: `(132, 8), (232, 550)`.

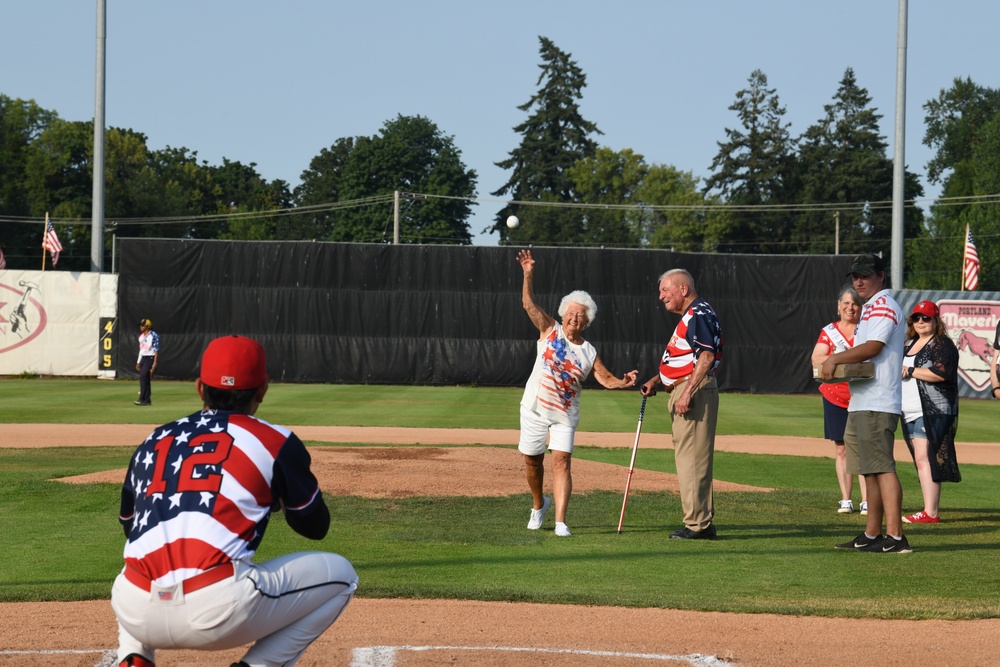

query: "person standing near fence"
(820, 254), (910, 554)
(811, 285), (868, 515)
(135, 318), (159, 406)
(640, 268), (723, 540)
(900, 300), (961, 524)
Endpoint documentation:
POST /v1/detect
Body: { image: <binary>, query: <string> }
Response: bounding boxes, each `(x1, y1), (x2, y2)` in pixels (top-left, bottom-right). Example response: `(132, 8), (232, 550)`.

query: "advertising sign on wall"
(938, 299), (999, 393)
(0, 270), (116, 377)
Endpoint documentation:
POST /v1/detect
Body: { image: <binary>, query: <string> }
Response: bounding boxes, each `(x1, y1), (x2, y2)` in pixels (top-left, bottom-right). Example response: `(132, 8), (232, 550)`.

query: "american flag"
(964, 224), (980, 291)
(42, 216), (63, 267)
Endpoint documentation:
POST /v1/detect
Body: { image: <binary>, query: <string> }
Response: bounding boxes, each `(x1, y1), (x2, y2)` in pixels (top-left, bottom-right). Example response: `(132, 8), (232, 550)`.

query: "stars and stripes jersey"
(659, 297), (722, 386)
(119, 409), (323, 586)
(848, 289), (905, 414)
(137, 331), (159, 361)
(816, 322), (854, 409)
(520, 324), (597, 428)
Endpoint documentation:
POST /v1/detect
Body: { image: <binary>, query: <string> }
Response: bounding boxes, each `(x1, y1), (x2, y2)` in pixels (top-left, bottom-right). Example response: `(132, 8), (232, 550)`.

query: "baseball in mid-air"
(506, 215), (519, 229)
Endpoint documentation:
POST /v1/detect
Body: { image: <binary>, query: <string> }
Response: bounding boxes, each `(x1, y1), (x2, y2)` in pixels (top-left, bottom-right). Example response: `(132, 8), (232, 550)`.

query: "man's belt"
(669, 374), (693, 387)
(124, 561), (234, 594)
(668, 371), (715, 388)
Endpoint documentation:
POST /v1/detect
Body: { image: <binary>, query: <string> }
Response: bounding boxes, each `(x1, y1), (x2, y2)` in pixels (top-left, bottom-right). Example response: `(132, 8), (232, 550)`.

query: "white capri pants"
(517, 404), (576, 455)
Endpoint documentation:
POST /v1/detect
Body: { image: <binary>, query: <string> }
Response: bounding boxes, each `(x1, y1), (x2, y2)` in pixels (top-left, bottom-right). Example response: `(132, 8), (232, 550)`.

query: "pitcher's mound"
(56, 446), (769, 496)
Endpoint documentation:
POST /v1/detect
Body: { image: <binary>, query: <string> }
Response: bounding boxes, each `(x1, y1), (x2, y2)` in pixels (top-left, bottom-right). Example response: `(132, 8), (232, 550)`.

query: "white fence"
(0, 270), (118, 377)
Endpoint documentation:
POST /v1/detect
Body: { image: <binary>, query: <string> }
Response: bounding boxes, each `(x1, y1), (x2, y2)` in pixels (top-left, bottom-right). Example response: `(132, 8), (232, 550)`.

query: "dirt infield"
(6, 423), (1000, 466)
(4, 424), (1000, 666)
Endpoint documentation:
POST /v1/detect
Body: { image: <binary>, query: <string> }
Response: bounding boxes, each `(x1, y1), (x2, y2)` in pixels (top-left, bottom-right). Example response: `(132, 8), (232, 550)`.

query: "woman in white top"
(900, 300), (961, 524)
(516, 249), (638, 537)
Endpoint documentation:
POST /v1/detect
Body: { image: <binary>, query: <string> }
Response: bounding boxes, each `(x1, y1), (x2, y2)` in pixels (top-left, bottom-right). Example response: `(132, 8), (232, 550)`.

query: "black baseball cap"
(139, 318), (152, 327)
(847, 254), (885, 277)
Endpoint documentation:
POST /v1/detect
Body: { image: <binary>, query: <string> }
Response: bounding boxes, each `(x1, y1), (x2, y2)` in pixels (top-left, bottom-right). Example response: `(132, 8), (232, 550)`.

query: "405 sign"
(100, 317), (116, 371)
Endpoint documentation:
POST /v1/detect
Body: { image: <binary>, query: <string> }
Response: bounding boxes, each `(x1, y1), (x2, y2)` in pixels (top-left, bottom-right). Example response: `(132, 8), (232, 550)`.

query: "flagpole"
(961, 223), (968, 291)
(41, 213), (48, 271)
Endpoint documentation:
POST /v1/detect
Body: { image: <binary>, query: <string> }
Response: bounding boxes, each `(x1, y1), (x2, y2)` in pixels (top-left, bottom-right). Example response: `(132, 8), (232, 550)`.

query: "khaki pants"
(669, 375), (719, 531)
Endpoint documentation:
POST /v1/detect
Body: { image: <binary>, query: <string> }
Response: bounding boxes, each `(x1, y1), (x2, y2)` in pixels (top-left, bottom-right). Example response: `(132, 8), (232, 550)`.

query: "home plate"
(350, 645), (733, 666)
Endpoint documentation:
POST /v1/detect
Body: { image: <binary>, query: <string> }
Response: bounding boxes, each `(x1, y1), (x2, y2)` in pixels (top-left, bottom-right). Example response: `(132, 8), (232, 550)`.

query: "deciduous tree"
(297, 115), (476, 244)
(0, 95), (58, 268)
(909, 78), (1000, 289)
(566, 147), (725, 250)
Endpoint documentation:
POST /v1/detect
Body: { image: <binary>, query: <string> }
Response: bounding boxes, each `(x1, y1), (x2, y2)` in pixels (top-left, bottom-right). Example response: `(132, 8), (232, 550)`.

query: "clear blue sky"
(3, 1), (998, 245)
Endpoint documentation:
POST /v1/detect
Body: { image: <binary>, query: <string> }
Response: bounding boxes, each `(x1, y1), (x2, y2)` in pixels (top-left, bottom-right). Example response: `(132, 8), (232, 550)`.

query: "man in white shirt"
(820, 254), (910, 554)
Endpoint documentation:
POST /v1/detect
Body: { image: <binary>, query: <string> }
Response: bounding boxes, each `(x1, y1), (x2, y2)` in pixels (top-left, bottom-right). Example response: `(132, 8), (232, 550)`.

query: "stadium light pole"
(91, 0), (107, 273)
(890, 0), (907, 288)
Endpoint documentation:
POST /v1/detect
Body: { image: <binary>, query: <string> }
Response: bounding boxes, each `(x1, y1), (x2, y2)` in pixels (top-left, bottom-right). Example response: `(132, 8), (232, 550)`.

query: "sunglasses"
(910, 314), (935, 323)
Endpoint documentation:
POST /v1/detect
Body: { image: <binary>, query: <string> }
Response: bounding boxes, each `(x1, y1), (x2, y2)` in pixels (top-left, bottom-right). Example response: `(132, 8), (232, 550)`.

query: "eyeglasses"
(910, 314), (935, 323)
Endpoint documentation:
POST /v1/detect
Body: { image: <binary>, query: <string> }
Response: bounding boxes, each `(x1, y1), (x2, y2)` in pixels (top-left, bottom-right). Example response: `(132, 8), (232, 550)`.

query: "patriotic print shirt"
(521, 324), (597, 427)
(848, 289), (905, 414)
(659, 297), (722, 386)
(119, 409), (323, 586)
(137, 331), (160, 361)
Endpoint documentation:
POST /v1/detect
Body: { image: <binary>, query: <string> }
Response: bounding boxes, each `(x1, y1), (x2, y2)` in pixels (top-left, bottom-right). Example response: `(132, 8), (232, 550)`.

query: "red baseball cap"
(199, 335), (268, 390)
(911, 300), (939, 318)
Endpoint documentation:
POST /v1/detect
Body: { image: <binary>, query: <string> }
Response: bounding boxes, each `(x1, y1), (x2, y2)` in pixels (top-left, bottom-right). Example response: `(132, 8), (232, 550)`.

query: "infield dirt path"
(2, 424), (999, 667)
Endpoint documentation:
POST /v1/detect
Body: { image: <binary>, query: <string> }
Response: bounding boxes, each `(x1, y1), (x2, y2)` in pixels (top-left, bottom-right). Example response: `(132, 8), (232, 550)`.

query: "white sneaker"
(838, 499), (854, 514)
(859, 502), (868, 515)
(527, 497), (551, 530)
(554, 522), (571, 537)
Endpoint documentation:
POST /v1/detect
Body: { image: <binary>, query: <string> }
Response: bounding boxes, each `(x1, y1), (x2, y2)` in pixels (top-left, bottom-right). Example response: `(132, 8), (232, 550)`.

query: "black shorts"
(823, 396), (848, 442)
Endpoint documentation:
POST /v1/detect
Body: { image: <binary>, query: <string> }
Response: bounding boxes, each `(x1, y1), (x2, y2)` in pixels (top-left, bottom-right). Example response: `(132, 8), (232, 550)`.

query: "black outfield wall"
(117, 239), (856, 393)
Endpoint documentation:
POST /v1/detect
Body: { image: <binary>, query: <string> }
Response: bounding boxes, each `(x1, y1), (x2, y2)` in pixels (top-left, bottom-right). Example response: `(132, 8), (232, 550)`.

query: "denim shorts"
(904, 415), (927, 440)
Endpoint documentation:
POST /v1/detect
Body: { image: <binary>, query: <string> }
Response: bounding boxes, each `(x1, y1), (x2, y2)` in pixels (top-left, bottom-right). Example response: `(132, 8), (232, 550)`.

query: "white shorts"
(518, 404), (576, 455)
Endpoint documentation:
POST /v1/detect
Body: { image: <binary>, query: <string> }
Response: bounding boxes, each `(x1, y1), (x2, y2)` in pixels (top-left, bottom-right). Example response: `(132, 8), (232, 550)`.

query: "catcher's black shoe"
(119, 654), (155, 667)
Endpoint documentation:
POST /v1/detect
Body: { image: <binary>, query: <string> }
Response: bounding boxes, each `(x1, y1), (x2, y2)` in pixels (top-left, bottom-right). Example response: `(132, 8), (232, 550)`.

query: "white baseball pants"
(112, 551), (358, 667)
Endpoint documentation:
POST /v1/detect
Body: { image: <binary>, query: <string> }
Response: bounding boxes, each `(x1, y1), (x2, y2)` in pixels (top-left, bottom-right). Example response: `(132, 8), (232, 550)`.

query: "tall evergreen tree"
(704, 70), (799, 253)
(492, 36), (602, 246)
(796, 68), (923, 258)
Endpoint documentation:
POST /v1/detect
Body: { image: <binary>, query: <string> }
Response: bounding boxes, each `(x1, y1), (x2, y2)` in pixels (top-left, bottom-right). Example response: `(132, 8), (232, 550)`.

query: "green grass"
(1, 378), (997, 441)
(2, 445), (1000, 618)
(2, 379), (999, 619)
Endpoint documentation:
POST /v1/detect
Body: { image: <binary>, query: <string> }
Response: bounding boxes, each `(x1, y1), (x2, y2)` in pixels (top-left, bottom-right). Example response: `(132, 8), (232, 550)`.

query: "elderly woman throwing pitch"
(517, 249), (638, 537)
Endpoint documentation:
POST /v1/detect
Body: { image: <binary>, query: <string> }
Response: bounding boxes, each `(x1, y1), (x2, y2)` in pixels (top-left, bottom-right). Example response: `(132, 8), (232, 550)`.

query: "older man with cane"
(641, 268), (723, 540)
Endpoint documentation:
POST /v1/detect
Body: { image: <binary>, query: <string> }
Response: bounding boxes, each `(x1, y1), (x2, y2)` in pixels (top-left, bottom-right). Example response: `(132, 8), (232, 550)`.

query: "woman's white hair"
(558, 290), (598, 328)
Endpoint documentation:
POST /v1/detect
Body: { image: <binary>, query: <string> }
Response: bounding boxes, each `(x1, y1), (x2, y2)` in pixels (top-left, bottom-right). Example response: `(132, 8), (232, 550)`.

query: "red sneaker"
(119, 654), (155, 667)
(903, 511), (940, 524)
